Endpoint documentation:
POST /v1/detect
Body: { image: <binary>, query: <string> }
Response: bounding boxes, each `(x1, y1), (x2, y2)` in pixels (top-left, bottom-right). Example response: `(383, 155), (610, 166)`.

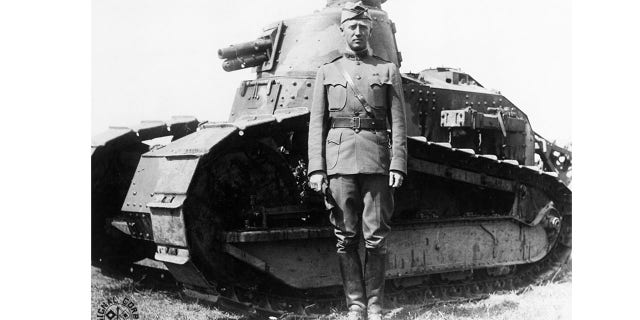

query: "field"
(92, 266), (570, 320)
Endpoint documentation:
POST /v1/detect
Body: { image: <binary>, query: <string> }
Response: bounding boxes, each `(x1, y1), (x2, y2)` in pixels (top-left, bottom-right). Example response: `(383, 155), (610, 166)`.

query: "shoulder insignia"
(371, 54), (391, 63)
(324, 55), (343, 65)
(372, 55), (391, 63)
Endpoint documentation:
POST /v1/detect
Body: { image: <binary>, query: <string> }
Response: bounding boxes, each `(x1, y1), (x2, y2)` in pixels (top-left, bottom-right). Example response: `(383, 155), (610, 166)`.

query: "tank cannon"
(218, 22), (284, 72)
(219, 38), (272, 71)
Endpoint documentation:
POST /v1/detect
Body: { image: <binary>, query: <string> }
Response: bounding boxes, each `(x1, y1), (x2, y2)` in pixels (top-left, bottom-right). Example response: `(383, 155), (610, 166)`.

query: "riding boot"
(365, 248), (387, 320)
(337, 251), (366, 320)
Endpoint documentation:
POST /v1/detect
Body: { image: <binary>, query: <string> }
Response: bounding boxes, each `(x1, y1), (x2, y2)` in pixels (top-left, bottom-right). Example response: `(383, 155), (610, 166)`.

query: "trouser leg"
(329, 175), (366, 313)
(360, 174), (394, 251)
(329, 175), (362, 253)
(360, 174), (394, 317)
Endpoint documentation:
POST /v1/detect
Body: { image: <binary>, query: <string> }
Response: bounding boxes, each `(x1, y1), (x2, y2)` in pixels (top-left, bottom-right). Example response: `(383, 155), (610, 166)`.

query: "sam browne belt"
(330, 117), (387, 131)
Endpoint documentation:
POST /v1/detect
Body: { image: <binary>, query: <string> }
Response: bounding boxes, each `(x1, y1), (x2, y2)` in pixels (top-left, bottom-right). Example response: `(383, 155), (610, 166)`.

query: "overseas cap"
(340, 1), (372, 24)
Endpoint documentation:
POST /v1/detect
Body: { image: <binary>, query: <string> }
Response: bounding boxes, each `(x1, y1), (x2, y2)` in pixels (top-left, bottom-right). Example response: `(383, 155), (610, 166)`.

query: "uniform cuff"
(389, 158), (407, 176)
(307, 160), (326, 177)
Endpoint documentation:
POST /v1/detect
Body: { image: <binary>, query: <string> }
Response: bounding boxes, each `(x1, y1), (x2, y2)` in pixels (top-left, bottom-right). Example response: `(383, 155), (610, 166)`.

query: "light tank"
(92, 0), (572, 317)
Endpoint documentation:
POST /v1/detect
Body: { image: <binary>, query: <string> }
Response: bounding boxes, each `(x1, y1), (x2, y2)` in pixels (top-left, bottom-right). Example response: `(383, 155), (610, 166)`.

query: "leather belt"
(330, 117), (386, 131)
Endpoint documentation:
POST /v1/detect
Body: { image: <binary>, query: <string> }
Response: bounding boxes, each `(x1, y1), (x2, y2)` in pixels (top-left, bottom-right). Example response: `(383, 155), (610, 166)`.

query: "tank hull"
(92, 109), (571, 316)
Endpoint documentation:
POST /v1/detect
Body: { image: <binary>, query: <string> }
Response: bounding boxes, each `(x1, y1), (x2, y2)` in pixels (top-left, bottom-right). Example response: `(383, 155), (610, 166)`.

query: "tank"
(91, 0), (572, 317)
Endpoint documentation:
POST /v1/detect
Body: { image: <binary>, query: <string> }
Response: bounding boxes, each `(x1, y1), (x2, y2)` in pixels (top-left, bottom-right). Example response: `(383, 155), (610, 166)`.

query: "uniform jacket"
(308, 52), (408, 177)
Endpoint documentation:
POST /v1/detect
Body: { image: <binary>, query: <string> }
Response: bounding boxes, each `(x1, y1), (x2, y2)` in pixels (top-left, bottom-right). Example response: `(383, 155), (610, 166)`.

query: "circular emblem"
(96, 296), (139, 320)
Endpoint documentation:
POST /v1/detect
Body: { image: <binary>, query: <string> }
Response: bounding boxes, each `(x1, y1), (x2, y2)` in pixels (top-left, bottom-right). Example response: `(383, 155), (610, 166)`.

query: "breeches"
(328, 174), (394, 253)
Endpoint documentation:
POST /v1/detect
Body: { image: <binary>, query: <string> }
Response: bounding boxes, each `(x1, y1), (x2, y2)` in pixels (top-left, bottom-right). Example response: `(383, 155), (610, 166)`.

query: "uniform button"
(356, 75), (361, 80)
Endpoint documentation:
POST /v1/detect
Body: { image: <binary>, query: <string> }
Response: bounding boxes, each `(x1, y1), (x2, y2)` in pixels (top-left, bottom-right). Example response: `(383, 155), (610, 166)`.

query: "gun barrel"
(222, 53), (269, 72)
(218, 38), (273, 60)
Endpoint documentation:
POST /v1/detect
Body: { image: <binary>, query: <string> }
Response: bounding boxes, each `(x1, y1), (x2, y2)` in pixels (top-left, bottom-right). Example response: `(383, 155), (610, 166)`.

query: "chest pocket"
(370, 74), (391, 109)
(324, 77), (347, 111)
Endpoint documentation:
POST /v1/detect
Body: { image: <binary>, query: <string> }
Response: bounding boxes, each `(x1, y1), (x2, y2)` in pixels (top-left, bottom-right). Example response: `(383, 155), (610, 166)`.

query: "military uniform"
(307, 3), (407, 317)
(308, 51), (408, 250)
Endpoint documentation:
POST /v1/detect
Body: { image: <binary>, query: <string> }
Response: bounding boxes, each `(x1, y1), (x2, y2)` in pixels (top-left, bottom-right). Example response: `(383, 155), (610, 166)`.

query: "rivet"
(292, 82), (297, 86)
(239, 131), (245, 136)
(291, 96), (295, 99)
(304, 96), (309, 100)
(419, 98), (423, 101)
(411, 89), (415, 93)
(306, 82), (312, 87)
(419, 90), (422, 93)
(432, 99), (436, 102)
(133, 191), (137, 195)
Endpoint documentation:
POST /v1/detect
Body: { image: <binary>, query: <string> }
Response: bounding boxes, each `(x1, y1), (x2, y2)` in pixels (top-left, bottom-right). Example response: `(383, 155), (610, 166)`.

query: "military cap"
(340, 1), (372, 24)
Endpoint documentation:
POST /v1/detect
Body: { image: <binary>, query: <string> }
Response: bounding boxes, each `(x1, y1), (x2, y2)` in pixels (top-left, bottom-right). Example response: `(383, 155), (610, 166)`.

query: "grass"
(91, 267), (239, 320)
(91, 266), (570, 320)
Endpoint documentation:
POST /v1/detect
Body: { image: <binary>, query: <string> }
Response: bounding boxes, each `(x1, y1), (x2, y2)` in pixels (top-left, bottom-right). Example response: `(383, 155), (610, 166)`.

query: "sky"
(93, 0), (571, 145)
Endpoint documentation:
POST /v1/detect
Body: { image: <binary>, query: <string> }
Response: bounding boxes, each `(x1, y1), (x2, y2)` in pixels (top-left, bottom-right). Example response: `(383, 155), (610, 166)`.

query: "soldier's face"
(341, 19), (372, 52)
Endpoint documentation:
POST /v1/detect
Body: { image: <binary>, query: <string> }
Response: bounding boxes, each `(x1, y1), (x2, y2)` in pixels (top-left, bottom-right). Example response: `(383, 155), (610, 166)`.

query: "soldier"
(307, 2), (407, 320)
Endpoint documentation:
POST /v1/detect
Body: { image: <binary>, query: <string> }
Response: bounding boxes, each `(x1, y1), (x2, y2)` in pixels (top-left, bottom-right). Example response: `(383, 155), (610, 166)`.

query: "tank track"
(178, 137), (572, 319)
(183, 234), (569, 319)
(93, 120), (571, 319)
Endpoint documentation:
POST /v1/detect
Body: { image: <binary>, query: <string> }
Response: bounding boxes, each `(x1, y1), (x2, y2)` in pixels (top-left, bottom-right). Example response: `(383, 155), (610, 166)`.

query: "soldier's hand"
(389, 171), (404, 188)
(309, 173), (328, 192)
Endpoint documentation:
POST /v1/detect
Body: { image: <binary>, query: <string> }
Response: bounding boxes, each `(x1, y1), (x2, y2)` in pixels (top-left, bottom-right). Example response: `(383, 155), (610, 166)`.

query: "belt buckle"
(352, 117), (361, 132)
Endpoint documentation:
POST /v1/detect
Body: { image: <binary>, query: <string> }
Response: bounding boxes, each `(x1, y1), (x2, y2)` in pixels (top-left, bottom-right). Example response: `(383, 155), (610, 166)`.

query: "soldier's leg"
(328, 175), (366, 316)
(359, 174), (394, 319)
